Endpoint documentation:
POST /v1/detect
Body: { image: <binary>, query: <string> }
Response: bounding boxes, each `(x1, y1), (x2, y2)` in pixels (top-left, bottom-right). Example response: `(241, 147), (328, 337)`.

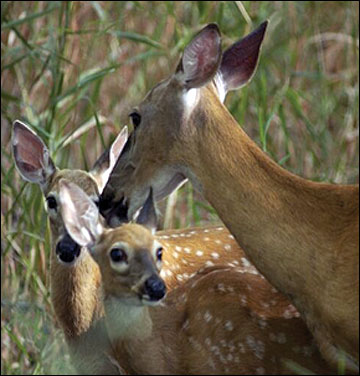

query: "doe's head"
(101, 21), (268, 220)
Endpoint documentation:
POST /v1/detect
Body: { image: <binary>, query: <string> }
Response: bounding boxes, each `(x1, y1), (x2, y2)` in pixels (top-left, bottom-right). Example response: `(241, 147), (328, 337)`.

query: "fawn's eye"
(110, 248), (128, 263)
(129, 112), (141, 128)
(156, 247), (163, 261)
(46, 196), (57, 210)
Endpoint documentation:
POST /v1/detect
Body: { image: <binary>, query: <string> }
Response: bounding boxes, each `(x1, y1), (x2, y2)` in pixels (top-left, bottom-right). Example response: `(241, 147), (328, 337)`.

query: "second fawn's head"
(101, 21), (268, 220)
(59, 180), (166, 305)
(12, 120), (129, 264)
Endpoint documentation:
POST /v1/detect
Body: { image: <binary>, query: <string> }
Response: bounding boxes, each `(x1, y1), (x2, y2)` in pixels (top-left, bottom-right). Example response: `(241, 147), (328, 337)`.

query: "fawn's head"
(12, 120), (128, 264)
(101, 22), (268, 220)
(59, 180), (166, 305)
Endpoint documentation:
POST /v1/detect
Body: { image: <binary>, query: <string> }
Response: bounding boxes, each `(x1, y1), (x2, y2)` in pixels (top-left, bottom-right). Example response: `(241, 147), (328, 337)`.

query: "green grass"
(1, 1), (359, 374)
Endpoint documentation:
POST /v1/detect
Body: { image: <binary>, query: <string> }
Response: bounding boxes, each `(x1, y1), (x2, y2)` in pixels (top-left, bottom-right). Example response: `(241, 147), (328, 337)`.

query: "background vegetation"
(1, 1), (359, 374)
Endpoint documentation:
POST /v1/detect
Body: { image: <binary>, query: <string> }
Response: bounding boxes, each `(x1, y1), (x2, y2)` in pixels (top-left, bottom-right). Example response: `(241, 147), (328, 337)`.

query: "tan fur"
(30, 150), (333, 374)
(43, 170), (117, 374)
(91, 223), (334, 375)
(106, 77), (359, 370)
(39, 161), (335, 374)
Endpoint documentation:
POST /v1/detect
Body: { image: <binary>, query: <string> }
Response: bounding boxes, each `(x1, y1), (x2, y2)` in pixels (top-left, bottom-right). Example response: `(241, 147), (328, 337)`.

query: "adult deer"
(60, 181), (334, 375)
(101, 22), (359, 371)
(14, 120), (326, 373)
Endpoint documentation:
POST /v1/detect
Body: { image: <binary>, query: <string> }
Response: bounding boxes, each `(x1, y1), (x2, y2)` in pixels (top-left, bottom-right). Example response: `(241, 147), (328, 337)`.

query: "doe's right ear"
(12, 120), (56, 191)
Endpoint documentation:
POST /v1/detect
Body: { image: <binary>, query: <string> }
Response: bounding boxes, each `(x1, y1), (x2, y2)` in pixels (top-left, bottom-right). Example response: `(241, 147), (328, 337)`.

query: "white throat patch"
(182, 88), (199, 116)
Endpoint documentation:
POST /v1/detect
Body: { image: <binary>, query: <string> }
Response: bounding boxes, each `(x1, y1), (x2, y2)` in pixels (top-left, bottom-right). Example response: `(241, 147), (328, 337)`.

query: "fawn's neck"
(104, 297), (153, 340)
(49, 241), (104, 339)
(103, 297), (173, 374)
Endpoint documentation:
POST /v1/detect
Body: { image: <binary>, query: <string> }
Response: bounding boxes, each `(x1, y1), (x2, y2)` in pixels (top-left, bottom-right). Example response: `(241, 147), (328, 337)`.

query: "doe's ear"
(91, 126), (128, 194)
(216, 21), (268, 101)
(12, 120), (56, 190)
(176, 23), (222, 89)
(59, 179), (103, 248)
(136, 188), (158, 234)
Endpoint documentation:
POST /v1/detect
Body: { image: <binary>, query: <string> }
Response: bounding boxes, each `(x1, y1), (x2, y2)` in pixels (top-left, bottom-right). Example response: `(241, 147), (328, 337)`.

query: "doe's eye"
(156, 247), (163, 261)
(46, 196), (57, 210)
(129, 112), (141, 128)
(110, 248), (128, 263)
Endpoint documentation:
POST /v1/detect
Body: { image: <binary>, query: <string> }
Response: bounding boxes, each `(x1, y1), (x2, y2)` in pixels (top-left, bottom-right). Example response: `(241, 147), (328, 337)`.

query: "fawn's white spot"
(224, 320), (233, 331)
(204, 310), (212, 323)
(211, 252), (220, 259)
(241, 257), (251, 267)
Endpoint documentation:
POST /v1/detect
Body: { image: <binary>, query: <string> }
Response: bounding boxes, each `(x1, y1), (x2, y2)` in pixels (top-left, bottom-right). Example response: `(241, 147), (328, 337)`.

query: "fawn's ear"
(12, 120), (56, 191)
(91, 126), (128, 194)
(136, 188), (158, 234)
(215, 21), (268, 102)
(175, 23), (222, 89)
(59, 179), (103, 248)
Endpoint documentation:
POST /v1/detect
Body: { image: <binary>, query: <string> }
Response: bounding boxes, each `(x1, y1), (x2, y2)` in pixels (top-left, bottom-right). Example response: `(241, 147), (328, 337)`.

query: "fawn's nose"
(56, 233), (81, 263)
(144, 275), (166, 302)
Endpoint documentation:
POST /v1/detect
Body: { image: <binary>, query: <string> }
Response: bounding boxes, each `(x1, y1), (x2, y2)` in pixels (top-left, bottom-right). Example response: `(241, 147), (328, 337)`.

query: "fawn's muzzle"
(144, 275), (166, 302)
(56, 233), (81, 263)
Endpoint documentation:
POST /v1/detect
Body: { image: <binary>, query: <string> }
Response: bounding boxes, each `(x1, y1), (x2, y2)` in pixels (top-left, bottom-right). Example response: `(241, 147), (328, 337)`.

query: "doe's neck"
(183, 89), (354, 299)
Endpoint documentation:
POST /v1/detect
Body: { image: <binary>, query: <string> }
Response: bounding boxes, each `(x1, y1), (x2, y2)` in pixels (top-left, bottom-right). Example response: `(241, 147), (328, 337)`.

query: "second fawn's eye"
(129, 112), (141, 128)
(110, 248), (128, 263)
(46, 196), (57, 210)
(156, 247), (163, 261)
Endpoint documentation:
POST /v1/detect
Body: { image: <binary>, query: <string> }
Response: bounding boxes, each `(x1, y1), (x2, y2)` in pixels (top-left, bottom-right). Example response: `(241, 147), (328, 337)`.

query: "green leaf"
(113, 31), (164, 49)
(1, 2), (61, 30)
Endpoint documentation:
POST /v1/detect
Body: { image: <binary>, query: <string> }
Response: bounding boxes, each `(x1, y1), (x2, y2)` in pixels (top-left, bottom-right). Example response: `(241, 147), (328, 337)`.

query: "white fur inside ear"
(182, 88), (199, 116)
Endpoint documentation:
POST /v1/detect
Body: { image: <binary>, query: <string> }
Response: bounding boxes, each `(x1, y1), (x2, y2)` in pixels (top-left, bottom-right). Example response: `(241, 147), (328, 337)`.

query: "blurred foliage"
(1, 1), (359, 374)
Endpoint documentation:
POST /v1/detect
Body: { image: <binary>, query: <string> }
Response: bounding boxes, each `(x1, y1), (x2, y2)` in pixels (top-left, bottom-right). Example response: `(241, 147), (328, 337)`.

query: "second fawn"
(60, 181), (334, 375)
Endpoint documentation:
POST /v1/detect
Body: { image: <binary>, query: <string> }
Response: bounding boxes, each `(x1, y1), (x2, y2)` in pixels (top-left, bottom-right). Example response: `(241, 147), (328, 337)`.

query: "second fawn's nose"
(144, 275), (166, 301)
(56, 233), (81, 263)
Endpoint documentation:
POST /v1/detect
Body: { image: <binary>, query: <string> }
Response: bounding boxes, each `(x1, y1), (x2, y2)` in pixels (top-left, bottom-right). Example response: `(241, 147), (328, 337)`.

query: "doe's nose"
(56, 233), (81, 263)
(144, 275), (166, 301)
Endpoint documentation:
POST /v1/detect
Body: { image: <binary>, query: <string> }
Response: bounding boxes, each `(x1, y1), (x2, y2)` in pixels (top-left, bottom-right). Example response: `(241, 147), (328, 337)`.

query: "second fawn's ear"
(175, 23), (222, 89)
(12, 120), (56, 191)
(136, 188), (158, 234)
(216, 21), (268, 101)
(91, 126), (129, 194)
(59, 179), (103, 248)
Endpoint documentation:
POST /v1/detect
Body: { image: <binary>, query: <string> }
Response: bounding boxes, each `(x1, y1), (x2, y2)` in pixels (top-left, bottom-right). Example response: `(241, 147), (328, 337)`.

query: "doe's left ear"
(175, 23), (222, 89)
(136, 188), (158, 234)
(216, 21), (268, 101)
